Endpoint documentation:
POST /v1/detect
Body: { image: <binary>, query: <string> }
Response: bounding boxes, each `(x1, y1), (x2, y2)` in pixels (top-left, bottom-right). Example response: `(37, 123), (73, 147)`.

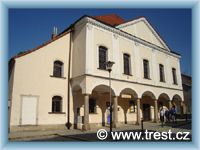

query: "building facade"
(9, 14), (185, 131)
(181, 74), (192, 115)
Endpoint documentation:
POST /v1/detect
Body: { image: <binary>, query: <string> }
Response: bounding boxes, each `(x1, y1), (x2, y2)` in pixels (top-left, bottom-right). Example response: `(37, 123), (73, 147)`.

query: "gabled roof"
(116, 17), (170, 51)
(94, 14), (125, 26)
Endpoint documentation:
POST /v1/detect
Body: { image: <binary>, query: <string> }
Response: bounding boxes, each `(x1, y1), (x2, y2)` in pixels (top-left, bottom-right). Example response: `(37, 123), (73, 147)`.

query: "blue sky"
(9, 9), (191, 76)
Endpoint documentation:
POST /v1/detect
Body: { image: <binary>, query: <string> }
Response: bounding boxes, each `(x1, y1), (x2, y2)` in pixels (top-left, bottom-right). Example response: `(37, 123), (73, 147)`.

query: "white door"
(21, 96), (38, 125)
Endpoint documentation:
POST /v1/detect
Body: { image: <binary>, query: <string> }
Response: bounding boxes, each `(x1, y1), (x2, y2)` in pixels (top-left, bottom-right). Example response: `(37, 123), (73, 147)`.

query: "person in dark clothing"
(170, 105), (177, 123)
(165, 110), (170, 122)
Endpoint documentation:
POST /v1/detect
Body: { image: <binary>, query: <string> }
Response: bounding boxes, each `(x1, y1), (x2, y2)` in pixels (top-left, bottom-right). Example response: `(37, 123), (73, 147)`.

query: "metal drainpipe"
(66, 27), (74, 129)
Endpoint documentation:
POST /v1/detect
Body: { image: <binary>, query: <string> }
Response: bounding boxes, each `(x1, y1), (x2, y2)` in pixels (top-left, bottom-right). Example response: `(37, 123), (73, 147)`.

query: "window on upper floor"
(53, 60), (63, 77)
(123, 53), (131, 75)
(98, 46), (107, 70)
(172, 68), (178, 85)
(159, 64), (165, 82)
(52, 96), (62, 113)
(89, 98), (96, 113)
(143, 59), (150, 79)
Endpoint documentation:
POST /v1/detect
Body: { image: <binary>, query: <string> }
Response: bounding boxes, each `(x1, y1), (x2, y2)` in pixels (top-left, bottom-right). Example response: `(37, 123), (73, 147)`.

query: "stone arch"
(91, 84), (116, 96)
(141, 91), (156, 100)
(90, 84), (116, 126)
(140, 91), (156, 121)
(119, 88), (138, 99)
(87, 80), (117, 96)
(118, 88), (138, 124)
(172, 94), (182, 102)
(171, 94), (183, 115)
(157, 93), (170, 110)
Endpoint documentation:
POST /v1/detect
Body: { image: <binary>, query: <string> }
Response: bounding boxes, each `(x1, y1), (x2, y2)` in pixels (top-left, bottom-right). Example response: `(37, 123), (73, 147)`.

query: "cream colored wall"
(73, 92), (108, 125)
(85, 24), (183, 94)
(118, 97), (137, 123)
(72, 23), (86, 78)
(10, 33), (71, 126)
(92, 26), (114, 77)
(84, 75), (184, 101)
(118, 37), (137, 82)
(118, 20), (166, 49)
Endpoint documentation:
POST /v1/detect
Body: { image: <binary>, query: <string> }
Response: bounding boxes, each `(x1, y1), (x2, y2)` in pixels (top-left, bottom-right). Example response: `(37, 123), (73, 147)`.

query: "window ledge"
(123, 73), (133, 76)
(50, 75), (66, 79)
(48, 112), (66, 114)
(97, 68), (107, 71)
(160, 81), (166, 83)
(144, 77), (151, 80)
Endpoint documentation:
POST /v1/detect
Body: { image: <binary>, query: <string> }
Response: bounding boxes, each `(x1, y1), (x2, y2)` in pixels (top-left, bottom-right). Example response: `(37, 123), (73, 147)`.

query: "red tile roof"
(94, 14), (125, 26)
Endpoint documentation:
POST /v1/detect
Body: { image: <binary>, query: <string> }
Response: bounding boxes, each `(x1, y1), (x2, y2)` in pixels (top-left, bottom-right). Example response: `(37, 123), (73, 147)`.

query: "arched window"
(53, 60), (63, 77)
(52, 96), (62, 113)
(98, 46), (107, 70)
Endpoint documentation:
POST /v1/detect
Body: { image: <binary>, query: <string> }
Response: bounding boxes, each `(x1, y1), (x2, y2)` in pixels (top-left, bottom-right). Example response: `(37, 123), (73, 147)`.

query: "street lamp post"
(106, 61), (115, 135)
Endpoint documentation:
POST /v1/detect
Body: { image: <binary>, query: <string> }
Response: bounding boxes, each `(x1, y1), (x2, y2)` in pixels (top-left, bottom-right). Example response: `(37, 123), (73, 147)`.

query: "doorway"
(21, 95), (38, 125)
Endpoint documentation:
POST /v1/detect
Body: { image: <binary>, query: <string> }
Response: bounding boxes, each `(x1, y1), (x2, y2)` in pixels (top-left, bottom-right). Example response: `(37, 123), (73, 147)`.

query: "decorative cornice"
(71, 73), (183, 92)
(82, 17), (181, 59)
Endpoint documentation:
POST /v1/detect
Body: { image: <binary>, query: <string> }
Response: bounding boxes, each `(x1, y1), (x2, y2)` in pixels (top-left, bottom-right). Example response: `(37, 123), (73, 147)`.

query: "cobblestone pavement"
(141, 121), (191, 133)
(9, 121), (191, 141)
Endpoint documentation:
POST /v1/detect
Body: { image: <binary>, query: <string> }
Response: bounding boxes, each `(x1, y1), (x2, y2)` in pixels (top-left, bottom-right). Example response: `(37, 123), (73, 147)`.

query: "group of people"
(160, 105), (177, 126)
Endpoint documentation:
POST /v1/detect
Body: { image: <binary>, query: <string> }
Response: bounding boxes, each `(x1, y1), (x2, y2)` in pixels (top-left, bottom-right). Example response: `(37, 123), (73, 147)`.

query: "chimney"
(51, 26), (58, 40)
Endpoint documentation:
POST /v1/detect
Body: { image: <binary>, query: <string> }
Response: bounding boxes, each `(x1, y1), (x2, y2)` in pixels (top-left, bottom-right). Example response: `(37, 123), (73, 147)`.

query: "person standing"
(160, 107), (165, 127)
(171, 105), (177, 123)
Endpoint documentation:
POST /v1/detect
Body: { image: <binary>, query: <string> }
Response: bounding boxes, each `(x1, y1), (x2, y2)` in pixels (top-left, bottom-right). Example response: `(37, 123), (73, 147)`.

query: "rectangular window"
(159, 64), (165, 82)
(143, 59), (150, 79)
(89, 99), (96, 113)
(172, 68), (178, 84)
(99, 46), (107, 70)
(53, 61), (63, 77)
(123, 54), (131, 75)
(52, 96), (62, 113)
